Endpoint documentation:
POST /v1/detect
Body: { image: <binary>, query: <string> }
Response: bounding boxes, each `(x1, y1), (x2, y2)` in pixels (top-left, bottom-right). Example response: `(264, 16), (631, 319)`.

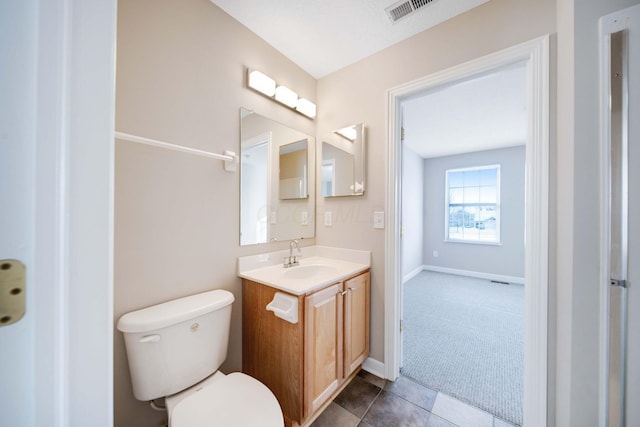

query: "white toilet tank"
(117, 290), (234, 401)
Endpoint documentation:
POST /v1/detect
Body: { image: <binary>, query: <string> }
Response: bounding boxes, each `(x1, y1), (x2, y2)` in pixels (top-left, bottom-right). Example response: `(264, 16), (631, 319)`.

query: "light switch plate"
(324, 211), (332, 227)
(373, 211), (385, 229)
(270, 211), (277, 224)
(301, 211), (308, 226)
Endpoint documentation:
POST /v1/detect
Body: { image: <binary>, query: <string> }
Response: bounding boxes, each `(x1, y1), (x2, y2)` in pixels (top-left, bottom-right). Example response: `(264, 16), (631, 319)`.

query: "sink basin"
(283, 264), (339, 280)
(239, 255), (369, 295)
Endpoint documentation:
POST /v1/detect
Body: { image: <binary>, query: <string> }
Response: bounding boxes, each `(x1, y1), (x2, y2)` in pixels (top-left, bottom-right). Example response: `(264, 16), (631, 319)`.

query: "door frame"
(598, 4), (640, 426)
(385, 35), (549, 426)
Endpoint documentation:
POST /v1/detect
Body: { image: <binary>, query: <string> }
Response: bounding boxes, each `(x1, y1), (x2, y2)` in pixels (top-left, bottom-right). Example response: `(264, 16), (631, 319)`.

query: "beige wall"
(115, 0), (640, 425)
(114, 0), (316, 425)
(315, 0), (556, 365)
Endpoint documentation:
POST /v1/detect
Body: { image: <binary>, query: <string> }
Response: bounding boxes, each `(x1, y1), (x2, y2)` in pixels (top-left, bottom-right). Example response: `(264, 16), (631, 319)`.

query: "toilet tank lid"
(117, 290), (234, 333)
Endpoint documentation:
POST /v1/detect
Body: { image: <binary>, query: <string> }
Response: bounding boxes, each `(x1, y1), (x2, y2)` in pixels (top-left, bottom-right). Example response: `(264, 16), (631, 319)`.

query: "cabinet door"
(243, 280), (304, 423)
(304, 283), (343, 417)
(343, 271), (370, 377)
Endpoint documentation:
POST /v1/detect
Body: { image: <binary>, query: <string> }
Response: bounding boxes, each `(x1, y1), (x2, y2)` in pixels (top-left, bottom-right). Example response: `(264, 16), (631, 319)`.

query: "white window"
(445, 165), (500, 243)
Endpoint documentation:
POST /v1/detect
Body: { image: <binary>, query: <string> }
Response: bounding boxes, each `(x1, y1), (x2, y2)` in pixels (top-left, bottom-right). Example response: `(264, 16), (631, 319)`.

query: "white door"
(601, 4), (640, 426)
(0, 1), (37, 424)
(1, 1), (116, 425)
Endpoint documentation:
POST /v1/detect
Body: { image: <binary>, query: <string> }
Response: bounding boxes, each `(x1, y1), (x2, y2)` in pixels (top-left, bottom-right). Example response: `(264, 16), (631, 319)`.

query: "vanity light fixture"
(335, 125), (357, 141)
(247, 70), (276, 97)
(274, 85), (298, 108)
(296, 98), (317, 118)
(246, 69), (317, 119)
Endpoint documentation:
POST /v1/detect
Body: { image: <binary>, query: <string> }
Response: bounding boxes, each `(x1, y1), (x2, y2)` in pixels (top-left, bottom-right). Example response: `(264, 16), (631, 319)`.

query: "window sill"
(443, 239), (502, 246)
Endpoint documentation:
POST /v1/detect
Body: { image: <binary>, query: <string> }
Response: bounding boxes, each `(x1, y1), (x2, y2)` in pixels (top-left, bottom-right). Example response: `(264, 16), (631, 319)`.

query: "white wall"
(401, 145), (424, 279)
(423, 146), (525, 278)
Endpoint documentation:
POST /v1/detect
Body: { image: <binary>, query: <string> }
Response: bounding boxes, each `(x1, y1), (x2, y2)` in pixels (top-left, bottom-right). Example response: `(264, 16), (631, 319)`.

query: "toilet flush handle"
(140, 334), (160, 343)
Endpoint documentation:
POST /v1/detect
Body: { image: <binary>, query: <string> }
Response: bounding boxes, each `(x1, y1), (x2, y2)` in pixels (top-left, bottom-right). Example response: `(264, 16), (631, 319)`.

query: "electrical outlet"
(433, 250), (439, 258)
(301, 211), (308, 225)
(270, 211), (277, 224)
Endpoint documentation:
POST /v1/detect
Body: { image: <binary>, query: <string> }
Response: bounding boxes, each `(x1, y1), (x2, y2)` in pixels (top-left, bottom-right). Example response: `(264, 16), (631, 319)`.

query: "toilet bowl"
(117, 289), (283, 427)
(166, 372), (283, 427)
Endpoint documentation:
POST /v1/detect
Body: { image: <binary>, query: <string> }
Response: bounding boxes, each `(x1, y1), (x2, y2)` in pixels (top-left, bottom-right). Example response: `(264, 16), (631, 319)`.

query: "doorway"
(385, 36), (549, 427)
(399, 64), (527, 425)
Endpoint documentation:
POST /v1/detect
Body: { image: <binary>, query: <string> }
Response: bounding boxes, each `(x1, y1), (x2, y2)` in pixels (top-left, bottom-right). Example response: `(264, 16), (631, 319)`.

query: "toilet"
(117, 289), (283, 427)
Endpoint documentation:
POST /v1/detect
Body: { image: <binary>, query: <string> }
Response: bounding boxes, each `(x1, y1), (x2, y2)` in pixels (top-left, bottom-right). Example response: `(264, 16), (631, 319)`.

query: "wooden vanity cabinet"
(242, 270), (370, 426)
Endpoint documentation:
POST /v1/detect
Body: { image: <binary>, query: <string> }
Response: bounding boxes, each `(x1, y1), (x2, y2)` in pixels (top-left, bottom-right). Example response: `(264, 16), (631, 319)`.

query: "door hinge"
(401, 127), (405, 141)
(610, 278), (627, 288)
(400, 319), (403, 332)
(0, 259), (26, 327)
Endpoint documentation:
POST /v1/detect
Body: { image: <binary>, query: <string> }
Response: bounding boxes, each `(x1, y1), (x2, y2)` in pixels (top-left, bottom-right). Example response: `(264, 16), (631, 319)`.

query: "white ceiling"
(210, 0), (489, 78)
(402, 64), (527, 159)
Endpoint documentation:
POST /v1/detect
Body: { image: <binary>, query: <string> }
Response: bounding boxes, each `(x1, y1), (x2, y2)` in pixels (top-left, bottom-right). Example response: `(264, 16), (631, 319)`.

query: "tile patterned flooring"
(310, 371), (517, 427)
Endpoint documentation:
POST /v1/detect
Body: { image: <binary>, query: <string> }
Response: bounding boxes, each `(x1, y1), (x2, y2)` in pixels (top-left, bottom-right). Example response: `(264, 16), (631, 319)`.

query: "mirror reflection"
(240, 108), (314, 245)
(279, 140), (308, 200)
(321, 123), (366, 197)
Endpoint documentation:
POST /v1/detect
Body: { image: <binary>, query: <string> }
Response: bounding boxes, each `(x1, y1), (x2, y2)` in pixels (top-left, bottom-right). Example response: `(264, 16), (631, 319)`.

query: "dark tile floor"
(310, 371), (517, 427)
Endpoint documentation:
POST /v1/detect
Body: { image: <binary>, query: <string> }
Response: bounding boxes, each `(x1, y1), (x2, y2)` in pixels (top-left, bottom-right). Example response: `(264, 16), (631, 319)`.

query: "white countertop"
(238, 246), (370, 295)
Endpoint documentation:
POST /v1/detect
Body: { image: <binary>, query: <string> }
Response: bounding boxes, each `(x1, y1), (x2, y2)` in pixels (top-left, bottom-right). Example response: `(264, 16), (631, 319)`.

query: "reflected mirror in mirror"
(279, 139), (308, 200)
(240, 108), (315, 246)
(321, 123), (366, 197)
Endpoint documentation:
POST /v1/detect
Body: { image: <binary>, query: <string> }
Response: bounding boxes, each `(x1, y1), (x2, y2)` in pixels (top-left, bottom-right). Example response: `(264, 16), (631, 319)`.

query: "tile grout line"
(356, 386), (383, 425)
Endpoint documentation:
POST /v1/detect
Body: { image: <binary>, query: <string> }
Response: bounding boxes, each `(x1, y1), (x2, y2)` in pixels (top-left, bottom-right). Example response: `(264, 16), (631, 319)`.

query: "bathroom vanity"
(239, 247), (370, 426)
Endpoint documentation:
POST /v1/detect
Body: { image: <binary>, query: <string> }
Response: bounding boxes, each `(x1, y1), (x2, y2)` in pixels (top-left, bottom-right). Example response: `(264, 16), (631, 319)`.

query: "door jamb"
(385, 35), (550, 427)
(598, 5), (640, 425)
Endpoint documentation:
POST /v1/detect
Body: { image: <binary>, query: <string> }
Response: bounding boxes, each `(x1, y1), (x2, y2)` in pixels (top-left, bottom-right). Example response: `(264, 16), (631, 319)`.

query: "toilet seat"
(169, 372), (283, 427)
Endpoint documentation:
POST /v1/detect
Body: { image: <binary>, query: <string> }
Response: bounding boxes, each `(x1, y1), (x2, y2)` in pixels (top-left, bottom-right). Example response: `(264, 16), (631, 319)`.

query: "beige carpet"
(401, 270), (523, 426)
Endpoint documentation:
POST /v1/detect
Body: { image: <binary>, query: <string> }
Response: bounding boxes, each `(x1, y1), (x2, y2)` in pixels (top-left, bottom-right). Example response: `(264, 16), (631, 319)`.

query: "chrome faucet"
(283, 239), (302, 268)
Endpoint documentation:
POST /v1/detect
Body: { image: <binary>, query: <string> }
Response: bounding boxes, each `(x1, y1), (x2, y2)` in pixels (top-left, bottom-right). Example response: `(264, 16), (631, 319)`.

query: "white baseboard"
(402, 265), (425, 284)
(423, 265), (524, 285)
(362, 357), (386, 379)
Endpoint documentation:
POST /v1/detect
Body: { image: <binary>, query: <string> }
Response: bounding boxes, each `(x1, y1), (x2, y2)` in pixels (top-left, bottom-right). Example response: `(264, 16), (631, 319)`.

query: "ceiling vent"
(385, 0), (436, 23)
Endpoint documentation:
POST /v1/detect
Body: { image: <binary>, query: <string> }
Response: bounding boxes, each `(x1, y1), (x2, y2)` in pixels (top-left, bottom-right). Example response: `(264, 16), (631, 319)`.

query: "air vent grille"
(385, 0), (436, 23)
(387, 1), (413, 21)
(412, 0), (434, 8)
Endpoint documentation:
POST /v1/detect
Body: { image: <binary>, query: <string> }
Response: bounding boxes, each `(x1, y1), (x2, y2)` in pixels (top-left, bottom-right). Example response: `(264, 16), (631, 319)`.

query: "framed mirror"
(240, 108), (315, 245)
(321, 123), (366, 197)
